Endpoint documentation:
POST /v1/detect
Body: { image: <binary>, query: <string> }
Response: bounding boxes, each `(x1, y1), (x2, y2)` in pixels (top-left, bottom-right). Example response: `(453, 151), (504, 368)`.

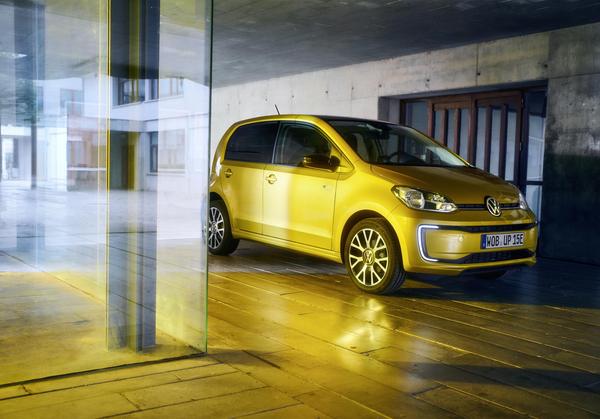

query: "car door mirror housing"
(302, 154), (340, 171)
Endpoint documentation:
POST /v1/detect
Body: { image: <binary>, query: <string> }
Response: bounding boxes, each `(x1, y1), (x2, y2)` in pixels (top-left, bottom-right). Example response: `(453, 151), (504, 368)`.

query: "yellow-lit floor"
(1, 241), (600, 417)
(0, 255), (196, 385)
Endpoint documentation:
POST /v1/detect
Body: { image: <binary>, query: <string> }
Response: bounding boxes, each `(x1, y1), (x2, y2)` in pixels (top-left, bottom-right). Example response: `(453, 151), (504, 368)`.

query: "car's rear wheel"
(344, 218), (406, 294)
(208, 200), (239, 255)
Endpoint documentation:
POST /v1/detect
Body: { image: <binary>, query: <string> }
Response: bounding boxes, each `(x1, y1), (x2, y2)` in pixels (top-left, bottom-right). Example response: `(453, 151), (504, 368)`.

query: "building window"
(67, 138), (86, 167)
(404, 101), (427, 134)
(35, 86), (43, 114)
(117, 78), (145, 105)
(149, 132), (158, 173)
(119, 78), (182, 103)
(60, 89), (83, 116)
(159, 129), (186, 171)
(159, 77), (184, 98)
(12, 138), (19, 169)
(149, 79), (159, 100)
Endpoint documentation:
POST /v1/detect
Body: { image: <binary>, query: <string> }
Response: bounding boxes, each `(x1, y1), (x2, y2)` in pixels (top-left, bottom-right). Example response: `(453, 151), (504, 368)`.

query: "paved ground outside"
(1, 240), (599, 418)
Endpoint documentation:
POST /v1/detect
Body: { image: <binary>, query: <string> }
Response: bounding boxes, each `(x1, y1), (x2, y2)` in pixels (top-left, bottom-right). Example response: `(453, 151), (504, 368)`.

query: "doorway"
(109, 131), (132, 190)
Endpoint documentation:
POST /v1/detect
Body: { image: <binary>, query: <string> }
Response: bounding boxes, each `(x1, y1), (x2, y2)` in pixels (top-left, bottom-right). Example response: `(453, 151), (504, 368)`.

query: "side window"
(274, 124), (332, 166)
(225, 122), (279, 163)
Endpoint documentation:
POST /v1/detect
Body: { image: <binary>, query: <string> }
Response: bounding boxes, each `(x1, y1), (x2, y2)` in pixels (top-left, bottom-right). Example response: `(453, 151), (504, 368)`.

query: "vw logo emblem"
(485, 196), (502, 217)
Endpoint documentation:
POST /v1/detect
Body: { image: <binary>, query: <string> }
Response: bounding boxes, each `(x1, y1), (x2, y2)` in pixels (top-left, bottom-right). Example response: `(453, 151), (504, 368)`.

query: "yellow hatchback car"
(208, 115), (538, 294)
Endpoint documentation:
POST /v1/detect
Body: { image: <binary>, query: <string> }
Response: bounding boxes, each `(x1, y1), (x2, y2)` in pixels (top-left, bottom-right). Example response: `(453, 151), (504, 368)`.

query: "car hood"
(371, 165), (520, 204)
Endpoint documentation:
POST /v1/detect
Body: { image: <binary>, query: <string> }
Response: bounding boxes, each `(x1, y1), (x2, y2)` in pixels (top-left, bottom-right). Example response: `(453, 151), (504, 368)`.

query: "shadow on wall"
(540, 153), (600, 266)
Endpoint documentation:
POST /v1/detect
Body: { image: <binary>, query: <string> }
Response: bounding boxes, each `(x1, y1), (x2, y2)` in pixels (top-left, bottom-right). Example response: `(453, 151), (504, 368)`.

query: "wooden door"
(403, 91), (523, 186)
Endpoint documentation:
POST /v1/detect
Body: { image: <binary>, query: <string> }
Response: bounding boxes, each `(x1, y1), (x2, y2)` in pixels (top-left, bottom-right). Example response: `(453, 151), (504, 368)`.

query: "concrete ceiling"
(2, 0), (600, 89)
(213, 0), (600, 87)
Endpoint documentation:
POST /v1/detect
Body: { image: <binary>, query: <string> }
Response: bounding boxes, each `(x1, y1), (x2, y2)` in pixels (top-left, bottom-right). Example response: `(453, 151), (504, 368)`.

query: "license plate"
(481, 232), (525, 249)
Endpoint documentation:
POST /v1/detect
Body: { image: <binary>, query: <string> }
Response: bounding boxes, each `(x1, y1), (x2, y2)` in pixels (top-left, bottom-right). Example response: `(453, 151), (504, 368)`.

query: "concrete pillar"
(541, 25), (600, 265)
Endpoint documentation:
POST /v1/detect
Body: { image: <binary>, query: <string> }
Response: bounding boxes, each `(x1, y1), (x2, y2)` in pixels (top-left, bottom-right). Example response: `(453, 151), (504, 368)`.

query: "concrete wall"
(212, 22), (600, 266)
(211, 30), (551, 145)
(542, 25), (600, 265)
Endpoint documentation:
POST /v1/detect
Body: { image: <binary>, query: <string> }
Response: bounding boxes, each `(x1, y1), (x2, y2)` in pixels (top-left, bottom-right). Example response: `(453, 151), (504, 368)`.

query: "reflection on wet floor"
(208, 240), (600, 417)
(1, 183), (600, 416)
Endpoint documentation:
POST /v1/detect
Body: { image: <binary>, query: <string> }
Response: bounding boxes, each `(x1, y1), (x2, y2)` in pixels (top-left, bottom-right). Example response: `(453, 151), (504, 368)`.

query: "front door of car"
(220, 122), (279, 234)
(263, 123), (339, 249)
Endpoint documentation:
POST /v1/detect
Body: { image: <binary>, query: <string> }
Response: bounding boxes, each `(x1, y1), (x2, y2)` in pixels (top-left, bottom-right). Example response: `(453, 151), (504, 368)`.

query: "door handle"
(224, 168), (233, 178)
(266, 174), (277, 184)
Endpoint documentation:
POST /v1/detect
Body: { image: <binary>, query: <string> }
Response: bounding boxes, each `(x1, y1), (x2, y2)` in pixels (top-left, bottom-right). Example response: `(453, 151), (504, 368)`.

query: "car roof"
(234, 114), (401, 127)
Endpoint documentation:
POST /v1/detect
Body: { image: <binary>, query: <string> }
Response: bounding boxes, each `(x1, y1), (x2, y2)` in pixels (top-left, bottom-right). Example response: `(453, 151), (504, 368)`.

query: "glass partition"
(0, 0), (211, 384)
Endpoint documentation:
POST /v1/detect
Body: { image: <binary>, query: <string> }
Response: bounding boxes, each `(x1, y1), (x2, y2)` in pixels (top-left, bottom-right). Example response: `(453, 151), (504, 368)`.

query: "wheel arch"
(209, 191), (236, 231)
(210, 192), (223, 202)
(339, 210), (398, 261)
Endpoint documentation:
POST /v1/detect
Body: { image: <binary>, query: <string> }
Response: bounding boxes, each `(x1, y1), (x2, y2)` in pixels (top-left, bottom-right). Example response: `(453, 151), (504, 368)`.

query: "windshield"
(327, 119), (467, 167)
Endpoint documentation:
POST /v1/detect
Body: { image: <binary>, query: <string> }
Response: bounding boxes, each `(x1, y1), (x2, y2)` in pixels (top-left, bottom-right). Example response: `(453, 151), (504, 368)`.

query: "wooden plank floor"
(1, 240), (600, 418)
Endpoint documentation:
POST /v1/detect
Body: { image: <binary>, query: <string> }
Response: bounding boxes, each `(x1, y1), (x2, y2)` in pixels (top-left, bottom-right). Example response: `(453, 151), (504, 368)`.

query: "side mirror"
(302, 154), (340, 171)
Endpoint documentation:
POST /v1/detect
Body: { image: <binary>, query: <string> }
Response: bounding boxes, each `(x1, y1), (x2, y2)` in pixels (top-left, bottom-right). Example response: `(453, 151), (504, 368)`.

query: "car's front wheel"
(344, 218), (406, 294)
(207, 200), (239, 255)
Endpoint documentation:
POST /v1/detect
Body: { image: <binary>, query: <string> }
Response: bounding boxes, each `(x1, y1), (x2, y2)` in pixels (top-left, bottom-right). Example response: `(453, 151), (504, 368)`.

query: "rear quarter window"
(225, 122), (279, 163)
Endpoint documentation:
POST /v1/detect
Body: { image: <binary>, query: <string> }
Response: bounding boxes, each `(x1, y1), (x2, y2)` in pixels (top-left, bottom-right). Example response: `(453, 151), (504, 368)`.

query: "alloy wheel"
(208, 206), (225, 250)
(348, 228), (389, 287)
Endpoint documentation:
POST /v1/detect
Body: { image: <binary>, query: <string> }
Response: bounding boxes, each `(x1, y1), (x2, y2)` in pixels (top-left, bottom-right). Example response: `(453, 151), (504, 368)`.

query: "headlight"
(519, 191), (528, 210)
(392, 186), (457, 213)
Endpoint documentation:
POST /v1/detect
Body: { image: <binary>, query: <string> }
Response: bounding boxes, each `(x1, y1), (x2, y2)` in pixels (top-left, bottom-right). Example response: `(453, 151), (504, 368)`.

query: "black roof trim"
(316, 115), (393, 124)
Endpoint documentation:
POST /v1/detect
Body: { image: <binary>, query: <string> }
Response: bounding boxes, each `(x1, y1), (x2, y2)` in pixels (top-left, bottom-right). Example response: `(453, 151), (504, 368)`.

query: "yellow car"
(208, 115), (538, 294)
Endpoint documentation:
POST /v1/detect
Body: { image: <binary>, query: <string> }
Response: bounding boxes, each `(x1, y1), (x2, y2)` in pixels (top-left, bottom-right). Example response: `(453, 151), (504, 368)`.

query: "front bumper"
(388, 206), (538, 276)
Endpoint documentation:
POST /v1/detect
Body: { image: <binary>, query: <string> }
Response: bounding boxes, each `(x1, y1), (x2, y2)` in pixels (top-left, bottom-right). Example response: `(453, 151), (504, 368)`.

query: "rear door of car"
(220, 121), (279, 234)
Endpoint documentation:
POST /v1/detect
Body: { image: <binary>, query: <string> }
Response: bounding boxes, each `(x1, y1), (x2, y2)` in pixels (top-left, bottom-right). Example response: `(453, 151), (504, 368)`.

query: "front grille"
(438, 223), (537, 233)
(457, 202), (520, 211)
(457, 203), (485, 210)
(442, 249), (534, 265)
(501, 202), (520, 209)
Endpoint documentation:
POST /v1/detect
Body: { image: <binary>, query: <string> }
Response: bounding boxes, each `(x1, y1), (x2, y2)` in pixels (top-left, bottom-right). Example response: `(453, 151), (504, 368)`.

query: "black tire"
(344, 218), (406, 294)
(475, 270), (507, 280)
(207, 200), (239, 255)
